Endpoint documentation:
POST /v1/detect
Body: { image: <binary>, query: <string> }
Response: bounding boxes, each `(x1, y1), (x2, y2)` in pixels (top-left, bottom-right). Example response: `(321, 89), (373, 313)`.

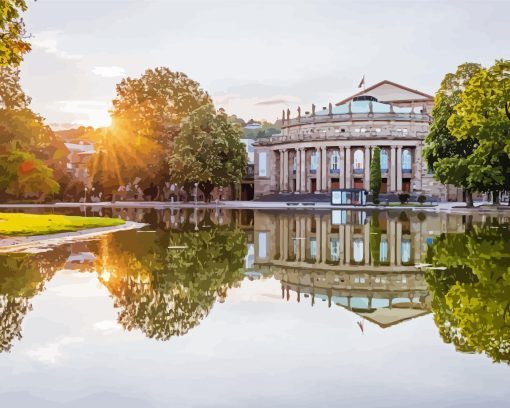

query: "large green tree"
(425, 224), (510, 364)
(0, 0), (31, 66)
(97, 222), (247, 341)
(423, 63), (482, 206)
(0, 63), (69, 201)
(447, 59), (510, 203)
(168, 104), (247, 201)
(97, 67), (212, 191)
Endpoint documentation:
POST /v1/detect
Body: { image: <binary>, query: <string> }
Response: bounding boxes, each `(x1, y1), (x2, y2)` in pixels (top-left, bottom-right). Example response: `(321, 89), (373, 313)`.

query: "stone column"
(364, 220), (370, 265)
(321, 146), (328, 192)
(364, 146), (371, 191)
(296, 148), (301, 193)
(397, 146), (403, 191)
(315, 214), (321, 262)
(339, 146), (345, 188)
(295, 214), (301, 260)
(300, 148), (306, 192)
(279, 216), (284, 260)
(345, 147), (351, 188)
(316, 147), (322, 193)
(389, 218), (396, 265)
(345, 224), (351, 264)
(396, 221), (402, 266)
(339, 224), (345, 265)
(300, 215), (306, 261)
(414, 144), (422, 191)
(279, 149), (284, 193)
(390, 146), (396, 192)
(283, 215), (289, 260)
(321, 216), (328, 263)
(283, 149), (289, 192)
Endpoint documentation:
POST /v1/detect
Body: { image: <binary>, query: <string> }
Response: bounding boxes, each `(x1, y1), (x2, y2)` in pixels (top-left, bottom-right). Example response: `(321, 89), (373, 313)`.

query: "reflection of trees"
(97, 224), (247, 341)
(425, 224), (510, 364)
(0, 249), (67, 352)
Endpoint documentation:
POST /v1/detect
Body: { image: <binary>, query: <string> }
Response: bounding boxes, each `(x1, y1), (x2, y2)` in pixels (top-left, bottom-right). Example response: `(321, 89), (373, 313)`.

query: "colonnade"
(272, 213), (418, 267)
(276, 144), (422, 193)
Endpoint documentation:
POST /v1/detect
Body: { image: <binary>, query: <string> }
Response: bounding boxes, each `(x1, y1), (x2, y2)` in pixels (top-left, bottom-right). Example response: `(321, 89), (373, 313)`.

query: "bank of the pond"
(0, 220), (145, 253)
(0, 212), (124, 236)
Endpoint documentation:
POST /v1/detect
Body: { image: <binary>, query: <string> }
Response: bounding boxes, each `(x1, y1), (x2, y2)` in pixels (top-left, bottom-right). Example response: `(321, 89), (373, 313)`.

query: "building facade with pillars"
(253, 80), (455, 200)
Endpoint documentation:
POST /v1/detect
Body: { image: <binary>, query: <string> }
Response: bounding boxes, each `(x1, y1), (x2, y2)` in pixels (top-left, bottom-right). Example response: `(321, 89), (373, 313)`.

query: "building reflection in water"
(252, 209), (465, 328)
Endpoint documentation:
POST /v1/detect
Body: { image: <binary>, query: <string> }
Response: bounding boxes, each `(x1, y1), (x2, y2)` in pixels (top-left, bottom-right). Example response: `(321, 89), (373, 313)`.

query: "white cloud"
(56, 100), (111, 128)
(92, 66), (126, 78)
(26, 337), (84, 365)
(31, 30), (83, 60)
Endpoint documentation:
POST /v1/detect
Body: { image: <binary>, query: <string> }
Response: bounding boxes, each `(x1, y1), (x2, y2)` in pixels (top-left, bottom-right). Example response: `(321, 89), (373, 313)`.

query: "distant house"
(64, 142), (95, 185)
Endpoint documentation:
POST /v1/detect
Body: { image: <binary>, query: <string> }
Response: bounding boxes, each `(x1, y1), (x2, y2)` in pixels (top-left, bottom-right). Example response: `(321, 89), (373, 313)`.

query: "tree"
(0, 68), (68, 201)
(103, 67), (211, 190)
(0, 65), (31, 108)
(423, 62), (482, 206)
(96, 222), (247, 341)
(0, 248), (67, 352)
(168, 105), (247, 201)
(370, 146), (381, 203)
(425, 225), (510, 364)
(0, 150), (60, 200)
(447, 60), (510, 203)
(0, 0), (31, 66)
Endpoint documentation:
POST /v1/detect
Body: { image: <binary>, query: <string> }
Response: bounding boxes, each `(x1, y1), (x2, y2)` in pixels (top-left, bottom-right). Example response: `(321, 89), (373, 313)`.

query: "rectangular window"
(258, 232), (267, 258)
(310, 238), (317, 260)
(258, 152), (267, 177)
(310, 151), (318, 171)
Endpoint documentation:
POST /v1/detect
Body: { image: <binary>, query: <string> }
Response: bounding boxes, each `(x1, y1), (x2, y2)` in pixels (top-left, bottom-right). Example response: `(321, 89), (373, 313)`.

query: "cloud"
(26, 337), (84, 364)
(31, 30), (83, 60)
(56, 100), (111, 128)
(255, 98), (295, 106)
(92, 66), (126, 78)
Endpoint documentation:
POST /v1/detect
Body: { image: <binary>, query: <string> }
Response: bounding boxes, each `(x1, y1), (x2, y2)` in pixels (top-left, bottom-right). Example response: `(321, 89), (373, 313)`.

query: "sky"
(18, 0), (510, 129)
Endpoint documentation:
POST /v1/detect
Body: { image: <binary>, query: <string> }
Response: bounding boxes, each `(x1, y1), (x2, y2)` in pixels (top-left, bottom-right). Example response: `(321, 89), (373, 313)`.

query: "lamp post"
(194, 182), (198, 205)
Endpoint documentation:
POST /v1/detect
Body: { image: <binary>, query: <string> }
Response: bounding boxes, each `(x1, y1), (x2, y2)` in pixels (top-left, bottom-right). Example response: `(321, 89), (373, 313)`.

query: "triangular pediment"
(336, 80), (434, 106)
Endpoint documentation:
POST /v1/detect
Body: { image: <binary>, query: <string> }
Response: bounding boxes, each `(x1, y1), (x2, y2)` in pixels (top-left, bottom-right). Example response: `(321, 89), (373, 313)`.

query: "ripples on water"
(1, 207), (509, 407)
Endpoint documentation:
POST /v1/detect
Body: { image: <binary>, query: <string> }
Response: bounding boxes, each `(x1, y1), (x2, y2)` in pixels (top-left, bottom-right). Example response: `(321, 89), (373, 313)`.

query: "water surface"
(1, 208), (509, 407)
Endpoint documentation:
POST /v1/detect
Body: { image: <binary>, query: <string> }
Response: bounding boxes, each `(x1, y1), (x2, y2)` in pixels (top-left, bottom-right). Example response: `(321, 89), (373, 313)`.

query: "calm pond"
(1, 208), (509, 407)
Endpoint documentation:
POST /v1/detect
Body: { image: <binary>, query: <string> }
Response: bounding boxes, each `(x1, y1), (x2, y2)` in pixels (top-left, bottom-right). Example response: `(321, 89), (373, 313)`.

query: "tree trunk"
(465, 191), (474, 207)
(493, 191), (500, 205)
(197, 182), (214, 203)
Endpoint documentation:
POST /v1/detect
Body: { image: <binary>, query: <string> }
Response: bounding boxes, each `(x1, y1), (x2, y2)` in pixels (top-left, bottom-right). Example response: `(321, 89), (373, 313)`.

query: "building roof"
(64, 142), (95, 154)
(335, 80), (434, 106)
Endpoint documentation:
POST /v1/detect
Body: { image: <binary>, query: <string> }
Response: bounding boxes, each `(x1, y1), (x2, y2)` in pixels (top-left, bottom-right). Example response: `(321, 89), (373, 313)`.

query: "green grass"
(0, 212), (125, 236)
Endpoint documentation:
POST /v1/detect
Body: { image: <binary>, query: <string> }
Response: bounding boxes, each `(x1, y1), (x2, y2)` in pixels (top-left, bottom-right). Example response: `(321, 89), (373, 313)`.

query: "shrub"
(398, 193), (410, 204)
(373, 198), (380, 205)
(417, 194), (427, 205)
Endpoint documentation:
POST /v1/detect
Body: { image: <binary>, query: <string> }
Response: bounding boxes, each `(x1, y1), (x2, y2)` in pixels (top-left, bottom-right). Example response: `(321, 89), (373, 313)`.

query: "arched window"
(353, 238), (364, 262)
(380, 150), (389, 172)
(330, 150), (340, 173)
(310, 151), (318, 173)
(353, 149), (364, 173)
(402, 149), (412, 172)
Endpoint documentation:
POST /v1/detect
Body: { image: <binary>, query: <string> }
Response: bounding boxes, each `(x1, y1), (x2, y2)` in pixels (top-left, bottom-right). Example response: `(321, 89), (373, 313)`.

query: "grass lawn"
(0, 213), (125, 236)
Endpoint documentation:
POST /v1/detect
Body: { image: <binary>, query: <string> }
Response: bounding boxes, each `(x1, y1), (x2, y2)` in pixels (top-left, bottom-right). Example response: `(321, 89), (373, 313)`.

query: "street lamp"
(84, 187), (88, 203)
(194, 182), (198, 205)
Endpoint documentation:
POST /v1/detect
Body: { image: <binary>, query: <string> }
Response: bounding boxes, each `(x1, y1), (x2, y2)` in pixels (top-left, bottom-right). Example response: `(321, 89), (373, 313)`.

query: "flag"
(358, 76), (365, 88)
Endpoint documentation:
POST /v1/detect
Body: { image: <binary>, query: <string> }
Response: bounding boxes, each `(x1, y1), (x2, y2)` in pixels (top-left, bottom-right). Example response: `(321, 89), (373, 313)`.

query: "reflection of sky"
(1, 270), (509, 407)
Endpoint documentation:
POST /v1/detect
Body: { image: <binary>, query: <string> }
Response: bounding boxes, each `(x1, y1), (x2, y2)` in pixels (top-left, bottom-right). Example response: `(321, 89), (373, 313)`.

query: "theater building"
(253, 80), (456, 200)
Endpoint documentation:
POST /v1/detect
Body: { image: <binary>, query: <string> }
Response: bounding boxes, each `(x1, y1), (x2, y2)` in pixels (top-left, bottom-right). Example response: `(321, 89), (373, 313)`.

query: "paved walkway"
(1, 200), (501, 213)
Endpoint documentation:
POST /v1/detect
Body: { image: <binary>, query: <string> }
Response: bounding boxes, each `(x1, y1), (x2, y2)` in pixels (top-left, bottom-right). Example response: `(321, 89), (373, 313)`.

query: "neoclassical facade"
(253, 80), (454, 199)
